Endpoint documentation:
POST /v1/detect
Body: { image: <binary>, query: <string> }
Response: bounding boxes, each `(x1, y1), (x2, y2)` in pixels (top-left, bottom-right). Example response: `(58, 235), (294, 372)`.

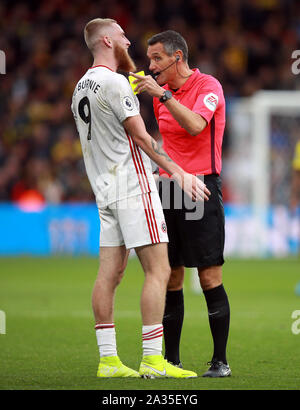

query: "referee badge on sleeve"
(203, 93), (219, 112)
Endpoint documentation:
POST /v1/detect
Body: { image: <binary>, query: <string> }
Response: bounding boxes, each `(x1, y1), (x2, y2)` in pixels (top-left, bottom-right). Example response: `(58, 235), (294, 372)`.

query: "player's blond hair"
(84, 18), (117, 54)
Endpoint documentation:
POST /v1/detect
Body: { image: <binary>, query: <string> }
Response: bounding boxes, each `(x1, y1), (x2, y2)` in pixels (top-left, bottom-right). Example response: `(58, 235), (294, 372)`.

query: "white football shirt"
(71, 65), (156, 208)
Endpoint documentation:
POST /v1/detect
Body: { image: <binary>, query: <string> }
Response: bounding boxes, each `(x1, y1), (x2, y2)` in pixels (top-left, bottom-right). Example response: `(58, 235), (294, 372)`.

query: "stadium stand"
(0, 0), (299, 204)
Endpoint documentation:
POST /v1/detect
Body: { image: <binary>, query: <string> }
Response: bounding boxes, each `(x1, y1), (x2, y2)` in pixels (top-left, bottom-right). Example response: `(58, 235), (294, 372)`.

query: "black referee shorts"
(158, 174), (225, 269)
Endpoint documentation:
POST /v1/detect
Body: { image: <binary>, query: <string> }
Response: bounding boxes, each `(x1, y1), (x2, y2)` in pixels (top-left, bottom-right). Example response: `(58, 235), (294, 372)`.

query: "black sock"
(163, 289), (184, 365)
(203, 284), (230, 364)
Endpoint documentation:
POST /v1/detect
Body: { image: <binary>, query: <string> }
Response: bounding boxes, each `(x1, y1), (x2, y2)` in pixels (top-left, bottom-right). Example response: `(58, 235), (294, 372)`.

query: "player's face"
(111, 24), (136, 72)
(147, 43), (177, 85)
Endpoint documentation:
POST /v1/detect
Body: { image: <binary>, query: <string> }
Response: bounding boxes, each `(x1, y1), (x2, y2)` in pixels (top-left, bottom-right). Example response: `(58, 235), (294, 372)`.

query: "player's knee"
(146, 263), (171, 286)
(97, 266), (124, 288)
(165, 265), (172, 284)
(115, 268), (125, 286)
(159, 264), (171, 285)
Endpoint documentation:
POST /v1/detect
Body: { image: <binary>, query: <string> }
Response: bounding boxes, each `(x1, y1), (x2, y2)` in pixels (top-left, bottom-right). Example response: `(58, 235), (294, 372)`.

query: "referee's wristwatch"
(159, 90), (172, 103)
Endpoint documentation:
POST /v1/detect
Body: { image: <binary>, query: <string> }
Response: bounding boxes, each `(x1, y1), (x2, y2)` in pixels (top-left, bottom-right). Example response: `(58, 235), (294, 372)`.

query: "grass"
(0, 256), (300, 390)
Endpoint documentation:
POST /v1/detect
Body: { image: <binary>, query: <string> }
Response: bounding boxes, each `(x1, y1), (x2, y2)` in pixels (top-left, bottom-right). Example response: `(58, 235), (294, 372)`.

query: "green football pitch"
(0, 256), (299, 390)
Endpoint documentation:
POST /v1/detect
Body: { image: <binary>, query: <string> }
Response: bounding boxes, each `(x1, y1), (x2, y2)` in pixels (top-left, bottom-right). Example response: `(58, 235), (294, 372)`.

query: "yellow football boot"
(97, 356), (140, 378)
(139, 355), (197, 378)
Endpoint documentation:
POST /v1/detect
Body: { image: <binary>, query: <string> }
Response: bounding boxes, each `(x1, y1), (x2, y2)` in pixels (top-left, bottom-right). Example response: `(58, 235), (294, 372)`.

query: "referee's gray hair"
(84, 18), (117, 54)
(147, 30), (188, 62)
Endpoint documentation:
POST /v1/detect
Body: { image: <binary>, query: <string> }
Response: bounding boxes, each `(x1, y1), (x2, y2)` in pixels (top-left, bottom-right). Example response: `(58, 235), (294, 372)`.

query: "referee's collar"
(166, 68), (200, 94)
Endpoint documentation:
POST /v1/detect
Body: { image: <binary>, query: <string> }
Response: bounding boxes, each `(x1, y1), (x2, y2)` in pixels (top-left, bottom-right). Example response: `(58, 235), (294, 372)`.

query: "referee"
(130, 30), (230, 377)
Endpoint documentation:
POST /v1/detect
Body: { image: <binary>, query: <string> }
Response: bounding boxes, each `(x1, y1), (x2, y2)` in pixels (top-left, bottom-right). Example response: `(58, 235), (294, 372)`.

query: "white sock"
(142, 324), (163, 357)
(95, 323), (117, 358)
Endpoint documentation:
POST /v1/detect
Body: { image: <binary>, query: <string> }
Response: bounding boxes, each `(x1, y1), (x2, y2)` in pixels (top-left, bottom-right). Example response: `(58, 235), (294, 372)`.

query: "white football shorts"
(98, 191), (169, 249)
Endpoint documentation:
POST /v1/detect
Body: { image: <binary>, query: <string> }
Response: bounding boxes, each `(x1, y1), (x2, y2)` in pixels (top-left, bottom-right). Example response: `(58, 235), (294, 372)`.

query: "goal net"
(224, 90), (300, 257)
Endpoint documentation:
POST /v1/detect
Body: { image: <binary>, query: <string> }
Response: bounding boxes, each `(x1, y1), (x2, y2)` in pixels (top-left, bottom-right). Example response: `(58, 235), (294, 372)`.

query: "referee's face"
(147, 43), (177, 85)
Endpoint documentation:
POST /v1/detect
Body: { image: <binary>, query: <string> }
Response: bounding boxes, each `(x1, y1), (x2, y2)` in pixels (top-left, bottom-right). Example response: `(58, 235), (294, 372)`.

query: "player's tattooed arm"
(123, 114), (174, 167)
(150, 139), (172, 162)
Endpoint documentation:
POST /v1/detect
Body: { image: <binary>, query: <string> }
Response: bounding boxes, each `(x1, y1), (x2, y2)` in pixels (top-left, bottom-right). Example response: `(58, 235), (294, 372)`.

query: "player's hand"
(129, 72), (164, 98)
(173, 172), (211, 201)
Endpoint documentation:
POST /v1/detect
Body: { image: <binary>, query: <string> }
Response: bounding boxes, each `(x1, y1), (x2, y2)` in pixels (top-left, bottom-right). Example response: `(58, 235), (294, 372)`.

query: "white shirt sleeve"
(103, 74), (140, 123)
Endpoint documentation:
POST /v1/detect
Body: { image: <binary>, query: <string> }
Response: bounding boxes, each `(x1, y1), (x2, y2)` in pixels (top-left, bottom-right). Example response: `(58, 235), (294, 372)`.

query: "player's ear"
(103, 36), (113, 48)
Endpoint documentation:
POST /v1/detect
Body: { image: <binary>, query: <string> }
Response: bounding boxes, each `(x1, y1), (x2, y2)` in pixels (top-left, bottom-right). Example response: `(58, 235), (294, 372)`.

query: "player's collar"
(89, 65), (114, 71)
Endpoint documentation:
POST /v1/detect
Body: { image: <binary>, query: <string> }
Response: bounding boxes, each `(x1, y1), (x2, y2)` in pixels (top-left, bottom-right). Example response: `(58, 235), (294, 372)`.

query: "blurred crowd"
(0, 0), (300, 204)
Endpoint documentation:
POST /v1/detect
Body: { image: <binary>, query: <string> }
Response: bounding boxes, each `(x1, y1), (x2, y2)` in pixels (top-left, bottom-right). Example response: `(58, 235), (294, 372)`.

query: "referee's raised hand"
(129, 72), (164, 98)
